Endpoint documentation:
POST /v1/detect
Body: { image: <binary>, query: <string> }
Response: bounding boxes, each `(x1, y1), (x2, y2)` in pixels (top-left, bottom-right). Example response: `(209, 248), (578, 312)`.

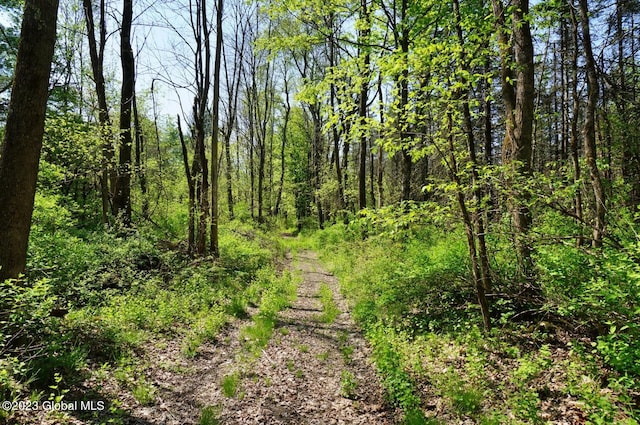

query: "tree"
(0, 0), (60, 281)
(210, 0), (223, 258)
(357, 0), (371, 210)
(491, 0), (536, 286)
(112, 0), (134, 225)
(83, 0), (116, 224)
(577, 0), (606, 247)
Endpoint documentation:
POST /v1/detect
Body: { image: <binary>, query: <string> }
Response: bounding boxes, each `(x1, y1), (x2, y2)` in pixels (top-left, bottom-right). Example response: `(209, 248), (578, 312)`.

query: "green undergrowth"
(240, 268), (297, 356)
(0, 203), (288, 422)
(222, 267), (298, 398)
(306, 221), (640, 424)
(317, 283), (340, 323)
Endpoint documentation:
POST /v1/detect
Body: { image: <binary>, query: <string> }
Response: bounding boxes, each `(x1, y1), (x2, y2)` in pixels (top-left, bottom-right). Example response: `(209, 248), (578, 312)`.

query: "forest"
(1, 0), (640, 422)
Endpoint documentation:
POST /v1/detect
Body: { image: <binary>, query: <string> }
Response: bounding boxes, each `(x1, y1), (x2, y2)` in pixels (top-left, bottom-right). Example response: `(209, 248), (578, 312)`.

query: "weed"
(340, 370), (358, 399)
(132, 382), (155, 406)
(221, 372), (240, 398)
(286, 359), (295, 372)
(316, 351), (330, 361)
(199, 405), (221, 425)
(444, 378), (483, 416)
(403, 408), (431, 425)
(318, 283), (339, 323)
(241, 315), (275, 353)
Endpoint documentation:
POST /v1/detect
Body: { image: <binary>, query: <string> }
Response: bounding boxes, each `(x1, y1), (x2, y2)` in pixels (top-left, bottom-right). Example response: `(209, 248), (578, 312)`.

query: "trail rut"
(218, 250), (396, 424)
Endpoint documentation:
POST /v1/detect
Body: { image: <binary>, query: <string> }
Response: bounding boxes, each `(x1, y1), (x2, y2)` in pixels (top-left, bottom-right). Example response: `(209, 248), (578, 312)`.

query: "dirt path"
(218, 250), (395, 424)
(14, 250), (395, 425)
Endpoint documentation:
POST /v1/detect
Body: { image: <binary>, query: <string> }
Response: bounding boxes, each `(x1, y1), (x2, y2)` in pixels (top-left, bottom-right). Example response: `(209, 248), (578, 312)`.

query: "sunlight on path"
(218, 250), (396, 424)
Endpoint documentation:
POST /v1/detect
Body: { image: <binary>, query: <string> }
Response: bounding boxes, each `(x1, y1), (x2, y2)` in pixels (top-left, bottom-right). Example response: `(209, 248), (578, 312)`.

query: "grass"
(309, 222), (640, 424)
(199, 405), (222, 425)
(221, 372), (241, 398)
(222, 264), (300, 401)
(317, 283), (340, 323)
(0, 216), (292, 424)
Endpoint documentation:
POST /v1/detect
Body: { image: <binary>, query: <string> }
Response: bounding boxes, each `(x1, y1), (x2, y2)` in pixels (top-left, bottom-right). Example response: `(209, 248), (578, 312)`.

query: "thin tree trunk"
(453, 0), (493, 319)
(446, 112), (491, 331)
(274, 76), (290, 216)
(210, 0), (223, 258)
(577, 0), (606, 247)
(399, 0), (412, 201)
(83, 0), (114, 224)
(133, 94), (148, 218)
(178, 115), (196, 255)
(568, 6), (584, 246)
(358, 0), (370, 210)
(224, 134), (235, 220)
(377, 77), (385, 208)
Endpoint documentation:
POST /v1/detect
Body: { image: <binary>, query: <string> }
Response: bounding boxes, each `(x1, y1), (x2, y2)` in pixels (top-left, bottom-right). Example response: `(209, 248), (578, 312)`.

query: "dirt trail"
(218, 250), (395, 424)
(14, 250), (395, 425)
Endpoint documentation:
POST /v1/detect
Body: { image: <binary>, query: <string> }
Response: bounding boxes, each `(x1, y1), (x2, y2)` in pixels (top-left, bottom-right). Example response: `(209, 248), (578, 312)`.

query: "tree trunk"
(113, 0), (134, 226)
(377, 77), (385, 208)
(178, 115), (196, 256)
(0, 0), (59, 281)
(492, 0), (536, 284)
(133, 94), (148, 218)
(274, 76), (290, 216)
(577, 0), (606, 248)
(210, 0), (223, 258)
(193, 0), (211, 256)
(568, 6), (584, 246)
(224, 133), (235, 220)
(452, 0), (492, 326)
(446, 112), (491, 331)
(358, 0), (370, 210)
(83, 0), (114, 224)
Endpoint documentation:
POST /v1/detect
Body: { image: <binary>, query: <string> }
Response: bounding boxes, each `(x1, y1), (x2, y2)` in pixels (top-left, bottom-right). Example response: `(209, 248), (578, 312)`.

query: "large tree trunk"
(492, 0), (536, 284)
(193, 0), (211, 256)
(0, 0), (59, 281)
(112, 0), (134, 225)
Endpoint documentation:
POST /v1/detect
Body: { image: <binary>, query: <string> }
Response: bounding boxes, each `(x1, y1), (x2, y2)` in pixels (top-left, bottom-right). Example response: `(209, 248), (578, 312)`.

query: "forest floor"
(12, 250), (396, 424)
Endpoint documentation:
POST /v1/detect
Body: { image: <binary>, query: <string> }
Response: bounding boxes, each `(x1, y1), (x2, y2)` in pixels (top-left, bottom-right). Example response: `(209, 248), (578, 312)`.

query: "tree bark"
(0, 0), (59, 281)
(492, 0), (536, 283)
(83, 0), (114, 224)
(577, 0), (606, 247)
(178, 115), (196, 255)
(357, 0), (370, 210)
(210, 0), (223, 258)
(112, 0), (134, 225)
(133, 94), (148, 218)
